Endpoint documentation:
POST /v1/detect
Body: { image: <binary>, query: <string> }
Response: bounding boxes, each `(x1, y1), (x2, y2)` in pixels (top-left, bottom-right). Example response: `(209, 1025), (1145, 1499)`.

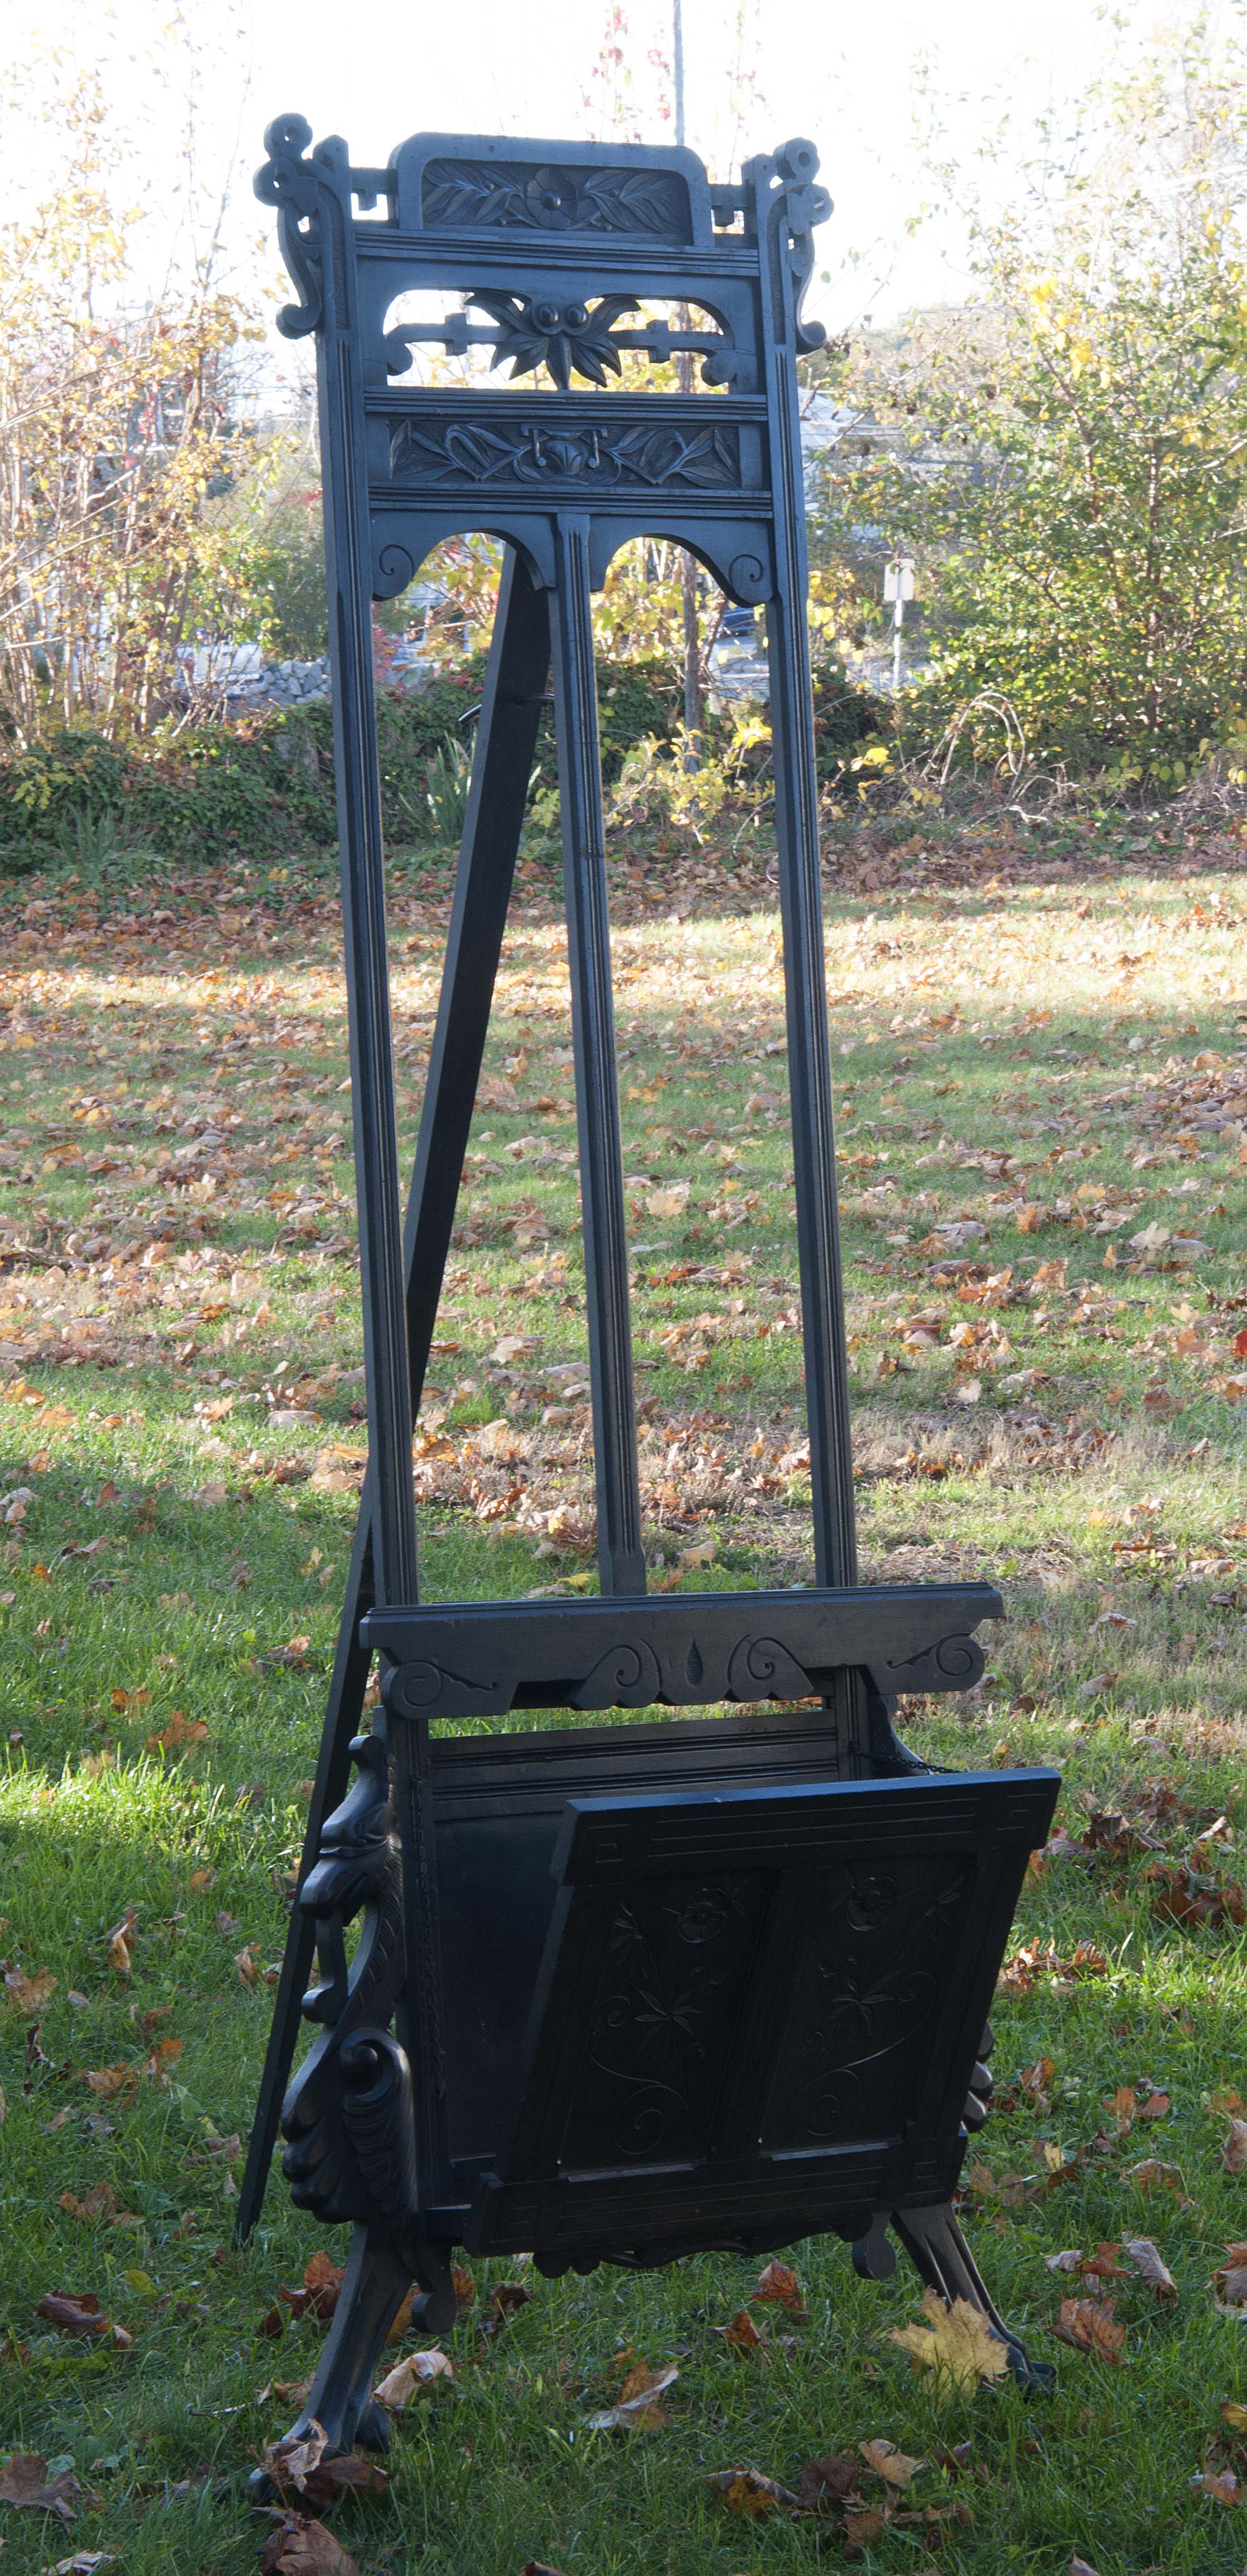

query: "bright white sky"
(4, 0), (1188, 381)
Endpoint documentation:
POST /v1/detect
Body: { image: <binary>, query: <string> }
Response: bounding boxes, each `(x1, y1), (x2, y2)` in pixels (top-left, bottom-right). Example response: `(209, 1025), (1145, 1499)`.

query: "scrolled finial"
(255, 114), (325, 339)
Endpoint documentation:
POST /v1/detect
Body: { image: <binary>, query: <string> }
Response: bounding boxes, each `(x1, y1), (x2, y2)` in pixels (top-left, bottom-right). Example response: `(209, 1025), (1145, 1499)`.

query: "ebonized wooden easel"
(239, 117), (1058, 2473)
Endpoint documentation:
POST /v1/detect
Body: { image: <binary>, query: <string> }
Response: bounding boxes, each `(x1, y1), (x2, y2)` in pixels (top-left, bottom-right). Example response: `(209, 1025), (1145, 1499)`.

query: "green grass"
(1, 834), (1247, 2572)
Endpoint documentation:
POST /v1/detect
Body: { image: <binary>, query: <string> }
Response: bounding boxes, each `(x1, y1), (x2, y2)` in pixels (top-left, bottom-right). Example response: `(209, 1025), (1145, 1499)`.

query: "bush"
(0, 652), (707, 880)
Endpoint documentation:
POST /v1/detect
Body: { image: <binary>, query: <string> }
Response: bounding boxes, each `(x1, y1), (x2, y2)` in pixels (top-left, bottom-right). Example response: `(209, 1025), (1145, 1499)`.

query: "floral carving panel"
(421, 157), (692, 242)
(388, 416), (742, 493)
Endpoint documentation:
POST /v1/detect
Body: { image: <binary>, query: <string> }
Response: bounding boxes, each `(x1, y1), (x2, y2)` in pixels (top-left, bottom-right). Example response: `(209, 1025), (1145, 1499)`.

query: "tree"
(0, 61), (263, 745)
(812, 16), (1247, 782)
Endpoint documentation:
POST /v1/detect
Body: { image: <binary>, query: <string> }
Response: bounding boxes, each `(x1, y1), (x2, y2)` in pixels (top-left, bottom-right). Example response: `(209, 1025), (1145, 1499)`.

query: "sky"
(2, 0), (1189, 390)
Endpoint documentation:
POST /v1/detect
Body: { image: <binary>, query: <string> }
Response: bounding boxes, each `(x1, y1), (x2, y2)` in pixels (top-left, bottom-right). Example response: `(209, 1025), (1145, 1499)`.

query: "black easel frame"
(240, 117), (1058, 2473)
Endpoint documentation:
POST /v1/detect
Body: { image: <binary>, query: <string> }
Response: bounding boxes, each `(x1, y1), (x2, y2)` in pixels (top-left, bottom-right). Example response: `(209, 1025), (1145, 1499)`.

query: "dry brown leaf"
(1213, 2242), (1247, 2312)
(1122, 2236), (1177, 2301)
(794, 2452), (866, 2511)
(843, 2504), (890, 2552)
(2, 1966), (57, 2012)
(373, 2348), (454, 2411)
(1069, 2560), (1103, 2574)
(704, 2466), (799, 2518)
(1223, 2117), (1247, 2174)
(36, 2291), (125, 2343)
(260, 2422), (388, 2510)
(1223, 2399), (1247, 2432)
(258, 2511), (359, 2576)
(859, 2437), (925, 2487)
(586, 2358), (678, 2431)
(753, 2257), (806, 2315)
(1199, 2468), (1241, 2504)
(303, 2252), (346, 2324)
(146, 1710), (210, 1753)
(713, 2309), (765, 2354)
(481, 2280), (531, 2339)
(1050, 2297), (1126, 2362)
(890, 2291), (1010, 2391)
(104, 1908), (137, 1973)
(0, 2451), (97, 2524)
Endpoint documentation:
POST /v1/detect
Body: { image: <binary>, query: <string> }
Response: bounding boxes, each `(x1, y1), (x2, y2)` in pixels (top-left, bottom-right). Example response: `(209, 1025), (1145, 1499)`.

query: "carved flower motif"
(471, 290), (639, 390)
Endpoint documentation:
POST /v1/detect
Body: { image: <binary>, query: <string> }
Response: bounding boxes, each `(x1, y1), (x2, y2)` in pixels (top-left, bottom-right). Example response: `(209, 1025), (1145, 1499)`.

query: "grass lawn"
(2, 816), (1247, 2574)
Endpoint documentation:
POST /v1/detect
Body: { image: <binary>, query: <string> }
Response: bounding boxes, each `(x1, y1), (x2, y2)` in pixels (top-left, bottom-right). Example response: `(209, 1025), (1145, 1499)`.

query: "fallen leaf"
(586, 2358), (679, 2431)
(713, 2308), (766, 2354)
(890, 2291), (1011, 2391)
(843, 2504), (890, 2550)
(704, 2465), (799, 2518)
(260, 2421), (388, 2509)
(1127, 2158), (1189, 2202)
(1199, 2468), (1241, 2504)
(1213, 2242), (1247, 2312)
(105, 1908), (137, 1973)
(0, 2451), (97, 2524)
(1122, 2237), (1177, 2300)
(1223, 2119), (1247, 2174)
(1222, 2399), (1247, 2431)
(373, 2348), (454, 2411)
(481, 2281), (531, 2339)
(49, 2554), (118, 2573)
(146, 1710), (210, 1752)
(3, 1966), (57, 2011)
(36, 2291), (123, 2342)
(258, 2511), (359, 2576)
(753, 2258), (806, 2315)
(303, 2252), (345, 2324)
(1069, 2560), (1103, 2575)
(859, 2438), (925, 2488)
(794, 2452), (866, 2510)
(1050, 2297), (1126, 2361)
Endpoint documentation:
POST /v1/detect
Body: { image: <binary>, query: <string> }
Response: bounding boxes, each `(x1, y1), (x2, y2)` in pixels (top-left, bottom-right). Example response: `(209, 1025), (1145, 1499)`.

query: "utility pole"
(673, 0), (703, 768)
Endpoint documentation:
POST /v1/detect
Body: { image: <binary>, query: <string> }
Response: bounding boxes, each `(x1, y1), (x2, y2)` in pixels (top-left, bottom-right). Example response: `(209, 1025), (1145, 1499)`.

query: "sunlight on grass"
(1, 849), (1246, 2570)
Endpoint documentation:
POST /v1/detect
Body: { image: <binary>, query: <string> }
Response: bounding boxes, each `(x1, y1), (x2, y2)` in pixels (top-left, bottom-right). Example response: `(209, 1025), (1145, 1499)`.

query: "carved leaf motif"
(421, 158), (688, 240)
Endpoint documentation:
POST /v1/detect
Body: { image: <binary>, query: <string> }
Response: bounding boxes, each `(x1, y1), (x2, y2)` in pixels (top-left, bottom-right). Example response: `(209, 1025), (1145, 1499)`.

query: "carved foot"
(247, 2222), (455, 2500)
(851, 2202), (1053, 2393)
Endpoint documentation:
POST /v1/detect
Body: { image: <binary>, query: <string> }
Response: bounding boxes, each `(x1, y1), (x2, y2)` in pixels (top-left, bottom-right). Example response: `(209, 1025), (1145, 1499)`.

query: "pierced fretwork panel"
(379, 290), (739, 390)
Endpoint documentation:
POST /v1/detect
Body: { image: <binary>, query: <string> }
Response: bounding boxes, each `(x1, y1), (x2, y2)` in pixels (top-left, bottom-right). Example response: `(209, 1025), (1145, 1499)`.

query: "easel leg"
(549, 512), (645, 1597)
(247, 2220), (457, 2492)
(853, 2203), (1054, 2391)
(766, 568), (866, 1775)
(235, 553), (552, 2242)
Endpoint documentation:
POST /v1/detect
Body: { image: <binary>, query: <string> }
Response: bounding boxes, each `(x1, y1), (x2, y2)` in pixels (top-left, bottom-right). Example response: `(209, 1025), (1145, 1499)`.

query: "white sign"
(884, 560), (916, 602)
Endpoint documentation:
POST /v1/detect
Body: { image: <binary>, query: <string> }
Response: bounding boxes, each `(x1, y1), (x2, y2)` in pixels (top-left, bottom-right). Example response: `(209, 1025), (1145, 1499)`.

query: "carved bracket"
(280, 1730), (419, 2236)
